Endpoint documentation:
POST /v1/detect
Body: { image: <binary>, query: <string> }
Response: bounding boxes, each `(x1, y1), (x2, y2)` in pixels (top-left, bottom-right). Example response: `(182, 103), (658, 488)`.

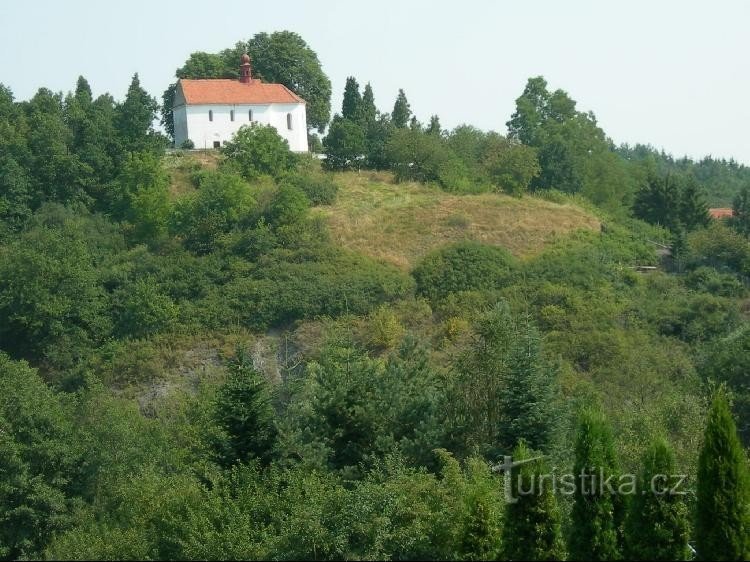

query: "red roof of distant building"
(709, 208), (734, 219)
(177, 79), (305, 106)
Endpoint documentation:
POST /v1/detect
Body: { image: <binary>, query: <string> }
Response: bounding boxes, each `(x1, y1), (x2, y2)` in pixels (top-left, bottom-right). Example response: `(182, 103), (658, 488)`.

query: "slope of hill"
(317, 171), (601, 268)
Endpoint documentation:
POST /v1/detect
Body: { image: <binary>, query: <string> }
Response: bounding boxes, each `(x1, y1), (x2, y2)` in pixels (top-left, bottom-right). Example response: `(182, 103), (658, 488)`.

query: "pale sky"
(1, 0), (748, 163)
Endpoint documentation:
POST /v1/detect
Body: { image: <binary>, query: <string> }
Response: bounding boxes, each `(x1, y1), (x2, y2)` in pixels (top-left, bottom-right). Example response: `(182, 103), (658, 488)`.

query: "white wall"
(173, 103), (308, 152)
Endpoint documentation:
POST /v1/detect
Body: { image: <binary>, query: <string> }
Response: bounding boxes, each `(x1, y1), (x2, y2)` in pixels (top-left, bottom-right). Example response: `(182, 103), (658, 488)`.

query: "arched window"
(248, 109), (253, 121)
(287, 113), (293, 130)
(230, 109), (235, 122)
(208, 109), (213, 122)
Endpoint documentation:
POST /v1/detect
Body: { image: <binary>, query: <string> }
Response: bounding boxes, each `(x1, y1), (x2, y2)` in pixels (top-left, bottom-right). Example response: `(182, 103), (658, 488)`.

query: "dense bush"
(412, 241), (518, 301)
(221, 123), (297, 181)
(283, 170), (339, 205)
(220, 247), (414, 330)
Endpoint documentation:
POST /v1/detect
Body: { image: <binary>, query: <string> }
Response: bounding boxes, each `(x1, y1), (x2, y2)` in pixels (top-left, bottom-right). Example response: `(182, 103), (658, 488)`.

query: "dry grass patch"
(317, 172), (600, 269)
(164, 150), (222, 199)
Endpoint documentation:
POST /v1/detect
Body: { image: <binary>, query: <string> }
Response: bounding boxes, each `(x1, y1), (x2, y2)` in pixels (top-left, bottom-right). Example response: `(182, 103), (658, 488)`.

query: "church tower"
(239, 53), (252, 84)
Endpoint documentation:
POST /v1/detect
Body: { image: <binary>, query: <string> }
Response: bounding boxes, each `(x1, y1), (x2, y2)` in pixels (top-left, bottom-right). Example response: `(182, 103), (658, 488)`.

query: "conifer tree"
(341, 76), (362, 122)
(625, 438), (689, 561)
(74, 76), (93, 106)
(731, 184), (750, 236)
(569, 407), (624, 561)
(392, 88), (411, 128)
(502, 441), (565, 560)
(696, 389), (750, 560)
(496, 314), (557, 452)
(115, 73), (160, 153)
(213, 346), (278, 466)
(678, 175), (710, 230)
(426, 115), (442, 136)
(360, 82), (377, 126)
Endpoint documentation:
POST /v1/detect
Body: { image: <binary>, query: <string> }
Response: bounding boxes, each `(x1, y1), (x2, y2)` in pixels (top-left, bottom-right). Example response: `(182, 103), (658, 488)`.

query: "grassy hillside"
(317, 171), (601, 268)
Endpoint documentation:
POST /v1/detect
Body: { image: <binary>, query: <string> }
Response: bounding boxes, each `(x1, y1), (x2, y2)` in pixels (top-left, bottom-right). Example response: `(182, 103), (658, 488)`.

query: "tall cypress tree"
(426, 114), (442, 136)
(392, 88), (411, 128)
(360, 82), (377, 126)
(569, 407), (624, 561)
(115, 73), (160, 153)
(502, 441), (565, 560)
(341, 76), (362, 122)
(696, 390), (750, 560)
(625, 438), (689, 561)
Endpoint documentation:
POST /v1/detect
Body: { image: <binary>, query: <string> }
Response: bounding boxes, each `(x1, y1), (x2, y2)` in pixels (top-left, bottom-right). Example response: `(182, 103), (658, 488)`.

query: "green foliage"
(214, 347), (277, 466)
(322, 115), (365, 171)
(113, 278), (179, 339)
(452, 303), (557, 456)
(162, 32), (331, 136)
(222, 247), (414, 331)
(619, 143), (750, 207)
(501, 441), (565, 561)
(391, 88), (411, 128)
(686, 222), (750, 275)
(266, 183), (310, 227)
(341, 76), (362, 121)
(282, 166), (339, 205)
(634, 172), (710, 231)
(115, 73), (163, 154)
(221, 123), (296, 181)
(170, 170), (256, 253)
(246, 31), (332, 132)
(569, 407), (624, 561)
(0, 206), (111, 359)
(115, 151), (171, 243)
(0, 354), (79, 559)
(624, 438), (689, 561)
(696, 389), (750, 560)
(481, 134), (540, 195)
(413, 241), (518, 302)
(385, 127), (470, 189)
(280, 338), (446, 473)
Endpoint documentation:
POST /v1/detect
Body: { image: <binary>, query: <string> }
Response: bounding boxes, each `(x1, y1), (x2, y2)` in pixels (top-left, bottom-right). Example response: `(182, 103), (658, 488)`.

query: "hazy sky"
(1, 0), (748, 163)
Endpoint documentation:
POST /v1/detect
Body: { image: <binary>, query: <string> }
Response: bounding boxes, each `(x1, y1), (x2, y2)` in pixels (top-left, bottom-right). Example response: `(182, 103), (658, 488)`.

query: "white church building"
(172, 54), (308, 152)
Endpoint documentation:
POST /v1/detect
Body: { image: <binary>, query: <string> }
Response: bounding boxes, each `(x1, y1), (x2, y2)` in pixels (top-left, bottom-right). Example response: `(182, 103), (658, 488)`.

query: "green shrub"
(180, 139), (195, 149)
(221, 123), (297, 181)
(412, 241), (518, 301)
(284, 171), (339, 206)
(113, 278), (179, 339)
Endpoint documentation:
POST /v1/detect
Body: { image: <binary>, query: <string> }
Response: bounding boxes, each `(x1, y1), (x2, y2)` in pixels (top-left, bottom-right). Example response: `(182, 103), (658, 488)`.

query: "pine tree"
(426, 114), (441, 136)
(74, 76), (92, 106)
(409, 115), (421, 131)
(115, 73), (160, 153)
(678, 175), (710, 230)
(360, 82), (377, 126)
(731, 184), (750, 236)
(213, 346), (278, 466)
(568, 407), (624, 561)
(625, 438), (689, 561)
(392, 88), (411, 128)
(502, 441), (565, 560)
(496, 314), (557, 452)
(696, 389), (750, 560)
(341, 76), (362, 122)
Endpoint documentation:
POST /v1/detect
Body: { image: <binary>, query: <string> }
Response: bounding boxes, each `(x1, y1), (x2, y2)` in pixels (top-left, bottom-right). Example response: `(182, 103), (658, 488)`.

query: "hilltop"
(318, 171), (600, 268)
(166, 151), (601, 268)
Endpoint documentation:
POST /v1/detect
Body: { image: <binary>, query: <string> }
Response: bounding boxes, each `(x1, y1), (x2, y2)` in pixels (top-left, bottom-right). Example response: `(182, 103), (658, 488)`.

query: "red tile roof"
(709, 208), (734, 219)
(177, 79), (305, 106)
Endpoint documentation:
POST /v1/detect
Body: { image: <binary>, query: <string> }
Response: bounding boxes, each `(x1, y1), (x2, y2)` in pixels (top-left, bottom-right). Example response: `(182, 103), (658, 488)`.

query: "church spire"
(239, 53), (252, 84)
